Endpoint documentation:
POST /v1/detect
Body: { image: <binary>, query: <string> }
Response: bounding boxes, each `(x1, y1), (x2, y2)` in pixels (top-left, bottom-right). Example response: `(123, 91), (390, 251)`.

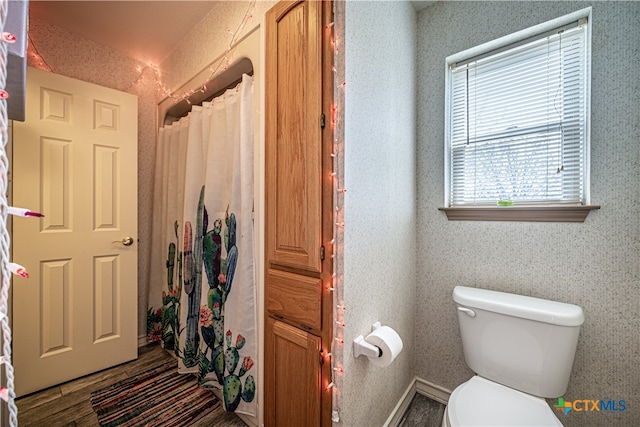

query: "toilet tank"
(453, 286), (584, 398)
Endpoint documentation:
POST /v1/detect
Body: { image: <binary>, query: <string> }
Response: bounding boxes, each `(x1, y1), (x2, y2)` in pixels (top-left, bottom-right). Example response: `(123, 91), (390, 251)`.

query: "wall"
(26, 15), (158, 341)
(159, 1), (276, 92)
(416, 2), (640, 426)
(341, 1), (417, 425)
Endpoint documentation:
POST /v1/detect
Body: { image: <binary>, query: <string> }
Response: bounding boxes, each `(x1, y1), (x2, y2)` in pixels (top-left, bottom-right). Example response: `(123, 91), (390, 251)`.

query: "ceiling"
(29, 1), (438, 65)
(29, 1), (219, 65)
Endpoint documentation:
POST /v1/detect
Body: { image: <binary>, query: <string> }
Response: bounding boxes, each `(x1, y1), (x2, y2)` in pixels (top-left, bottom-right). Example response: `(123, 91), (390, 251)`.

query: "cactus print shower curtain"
(148, 74), (257, 416)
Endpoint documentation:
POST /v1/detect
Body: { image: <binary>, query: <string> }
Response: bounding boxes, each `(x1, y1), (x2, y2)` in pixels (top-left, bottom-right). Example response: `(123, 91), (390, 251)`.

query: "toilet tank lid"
(453, 286), (584, 327)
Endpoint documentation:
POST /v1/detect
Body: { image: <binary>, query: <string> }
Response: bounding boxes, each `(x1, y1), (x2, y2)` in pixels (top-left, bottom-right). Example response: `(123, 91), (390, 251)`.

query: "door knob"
(113, 237), (134, 246)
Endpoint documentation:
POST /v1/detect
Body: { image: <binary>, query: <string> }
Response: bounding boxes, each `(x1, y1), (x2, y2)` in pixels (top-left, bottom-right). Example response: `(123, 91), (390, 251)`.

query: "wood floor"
(399, 393), (446, 427)
(16, 343), (246, 427)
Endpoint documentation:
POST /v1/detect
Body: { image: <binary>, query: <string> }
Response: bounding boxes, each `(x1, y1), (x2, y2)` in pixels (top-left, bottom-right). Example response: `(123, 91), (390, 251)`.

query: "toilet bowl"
(443, 286), (584, 427)
(443, 376), (562, 427)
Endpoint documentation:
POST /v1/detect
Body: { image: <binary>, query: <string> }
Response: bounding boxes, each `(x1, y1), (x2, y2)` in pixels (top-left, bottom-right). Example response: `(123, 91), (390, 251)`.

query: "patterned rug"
(90, 360), (221, 427)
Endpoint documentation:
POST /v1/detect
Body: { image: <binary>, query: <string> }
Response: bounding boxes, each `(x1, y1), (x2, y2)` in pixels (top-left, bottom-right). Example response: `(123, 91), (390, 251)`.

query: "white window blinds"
(446, 20), (589, 206)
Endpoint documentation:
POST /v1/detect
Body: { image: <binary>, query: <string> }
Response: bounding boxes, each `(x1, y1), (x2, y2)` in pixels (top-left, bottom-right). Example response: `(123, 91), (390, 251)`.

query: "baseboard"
(138, 335), (149, 347)
(383, 379), (417, 427)
(383, 377), (452, 427)
(415, 377), (451, 405)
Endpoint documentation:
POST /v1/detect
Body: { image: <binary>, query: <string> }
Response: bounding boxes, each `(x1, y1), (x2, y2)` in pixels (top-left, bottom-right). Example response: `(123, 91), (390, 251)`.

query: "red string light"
(2, 32), (16, 43)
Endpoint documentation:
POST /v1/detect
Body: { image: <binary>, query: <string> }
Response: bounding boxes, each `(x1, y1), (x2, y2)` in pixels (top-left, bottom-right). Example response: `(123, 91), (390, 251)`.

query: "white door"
(12, 67), (138, 396)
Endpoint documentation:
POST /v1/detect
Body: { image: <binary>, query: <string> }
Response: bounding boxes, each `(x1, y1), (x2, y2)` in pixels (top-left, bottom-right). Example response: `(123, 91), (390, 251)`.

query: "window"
(443, 9), (597, 221)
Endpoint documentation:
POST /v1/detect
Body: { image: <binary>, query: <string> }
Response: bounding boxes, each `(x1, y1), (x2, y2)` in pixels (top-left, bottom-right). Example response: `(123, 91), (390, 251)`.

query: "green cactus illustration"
(183, 186), (206, 367)
(195, 206), (254, 411)
(219, 331), (255, 411)
(160, 220), (184, 353)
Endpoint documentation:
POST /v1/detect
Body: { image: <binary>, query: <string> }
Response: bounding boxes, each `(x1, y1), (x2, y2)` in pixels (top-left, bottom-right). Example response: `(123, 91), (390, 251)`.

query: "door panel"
(266, 0), (323, 273)
(265, 318), (321, 427)
(12, 67), (138, 396)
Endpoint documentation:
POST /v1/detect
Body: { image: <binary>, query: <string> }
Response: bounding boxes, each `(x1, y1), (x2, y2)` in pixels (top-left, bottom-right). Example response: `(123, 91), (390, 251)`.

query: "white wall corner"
(383, 378), (417, 427)
(383, 377), (452, 427)
(415, 377), (452, 405)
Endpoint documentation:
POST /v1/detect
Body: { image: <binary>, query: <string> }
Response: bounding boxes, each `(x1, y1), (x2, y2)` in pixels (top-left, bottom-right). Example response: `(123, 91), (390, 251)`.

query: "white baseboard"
(383, 379), (417, 427)
(415, 377), (451, 405)
(138, 335), (149, 347)
(383, 377), (452, 427)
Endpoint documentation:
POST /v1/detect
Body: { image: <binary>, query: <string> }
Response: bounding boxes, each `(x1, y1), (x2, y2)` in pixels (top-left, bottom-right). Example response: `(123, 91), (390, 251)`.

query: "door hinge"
(320, 245), (325, 261)
(320, 113), (326, 129)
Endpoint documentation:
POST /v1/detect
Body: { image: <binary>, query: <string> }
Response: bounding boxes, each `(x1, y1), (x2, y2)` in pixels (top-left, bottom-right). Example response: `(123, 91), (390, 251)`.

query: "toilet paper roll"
(364, 325), (403, 367)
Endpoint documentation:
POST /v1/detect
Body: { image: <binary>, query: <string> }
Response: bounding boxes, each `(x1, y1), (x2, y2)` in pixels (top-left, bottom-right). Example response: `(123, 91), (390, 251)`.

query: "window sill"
(439, 205), (600, 222)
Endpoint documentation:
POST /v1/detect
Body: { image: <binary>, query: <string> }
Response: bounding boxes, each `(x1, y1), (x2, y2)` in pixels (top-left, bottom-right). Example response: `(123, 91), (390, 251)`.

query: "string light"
(326, 9), (347, 422)
(27, 1), (257, 105)
(8, 206), (44, 217)
(8, 263), (28, 278)
(0, 2), (20, 422)
(2, 32), (15, 43)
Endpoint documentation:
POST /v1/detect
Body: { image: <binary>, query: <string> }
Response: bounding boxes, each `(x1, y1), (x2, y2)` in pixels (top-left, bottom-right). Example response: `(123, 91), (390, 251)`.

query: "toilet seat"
(445, 376), (564, 427)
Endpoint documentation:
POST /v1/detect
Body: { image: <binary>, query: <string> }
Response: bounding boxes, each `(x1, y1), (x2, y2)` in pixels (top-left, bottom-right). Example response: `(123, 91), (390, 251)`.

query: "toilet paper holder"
(353, 321), (384, 359)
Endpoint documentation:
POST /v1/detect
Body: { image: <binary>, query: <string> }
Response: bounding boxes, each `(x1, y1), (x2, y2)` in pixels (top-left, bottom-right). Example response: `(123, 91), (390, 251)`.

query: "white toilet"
(443, 286), (584, 427)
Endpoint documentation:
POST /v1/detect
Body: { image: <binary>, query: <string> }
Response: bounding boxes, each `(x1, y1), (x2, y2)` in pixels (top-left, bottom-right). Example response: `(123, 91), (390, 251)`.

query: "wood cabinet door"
(265, 318), (322, 427)
(265, 0), (323, 273)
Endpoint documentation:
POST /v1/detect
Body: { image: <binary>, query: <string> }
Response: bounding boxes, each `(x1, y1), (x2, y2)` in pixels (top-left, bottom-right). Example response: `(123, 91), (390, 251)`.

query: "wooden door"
(265, 1), (334, 426)
(12, 67), (138, 396)
(265, 0), (323, 273)
(265, 318), (321, 427)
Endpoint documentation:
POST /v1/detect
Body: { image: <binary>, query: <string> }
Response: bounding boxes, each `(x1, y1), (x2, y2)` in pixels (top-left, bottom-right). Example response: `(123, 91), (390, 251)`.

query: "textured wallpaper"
(342, 1), (417, 425)
(159, 1), (276, 93)
(415, 2), (640, 426)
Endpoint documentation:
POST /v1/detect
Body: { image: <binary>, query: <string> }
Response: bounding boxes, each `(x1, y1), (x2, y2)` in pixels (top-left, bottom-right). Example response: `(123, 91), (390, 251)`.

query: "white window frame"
(443, 8), (595, 220)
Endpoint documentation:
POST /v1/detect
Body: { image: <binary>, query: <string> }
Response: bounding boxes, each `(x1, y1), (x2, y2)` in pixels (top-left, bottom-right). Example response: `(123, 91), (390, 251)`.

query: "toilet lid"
(447, 376), (563, 427)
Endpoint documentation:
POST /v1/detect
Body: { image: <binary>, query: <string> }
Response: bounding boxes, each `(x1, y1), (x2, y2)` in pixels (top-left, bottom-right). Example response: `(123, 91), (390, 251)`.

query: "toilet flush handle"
(457, 307), (476, 318)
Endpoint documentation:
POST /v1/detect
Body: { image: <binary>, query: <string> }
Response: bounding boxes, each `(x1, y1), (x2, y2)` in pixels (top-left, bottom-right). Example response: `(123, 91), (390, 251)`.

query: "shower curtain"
(148, 74), (256, 416)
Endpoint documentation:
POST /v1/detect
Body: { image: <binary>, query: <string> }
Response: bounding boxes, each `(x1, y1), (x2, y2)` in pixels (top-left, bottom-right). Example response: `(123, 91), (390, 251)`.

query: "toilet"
(443, 286), (584, 427)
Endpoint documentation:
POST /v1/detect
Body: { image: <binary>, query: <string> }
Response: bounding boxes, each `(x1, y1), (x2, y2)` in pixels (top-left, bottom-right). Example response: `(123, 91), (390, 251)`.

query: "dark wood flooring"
(16, 343), (246, 427)
(400, 393), (446, 427)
